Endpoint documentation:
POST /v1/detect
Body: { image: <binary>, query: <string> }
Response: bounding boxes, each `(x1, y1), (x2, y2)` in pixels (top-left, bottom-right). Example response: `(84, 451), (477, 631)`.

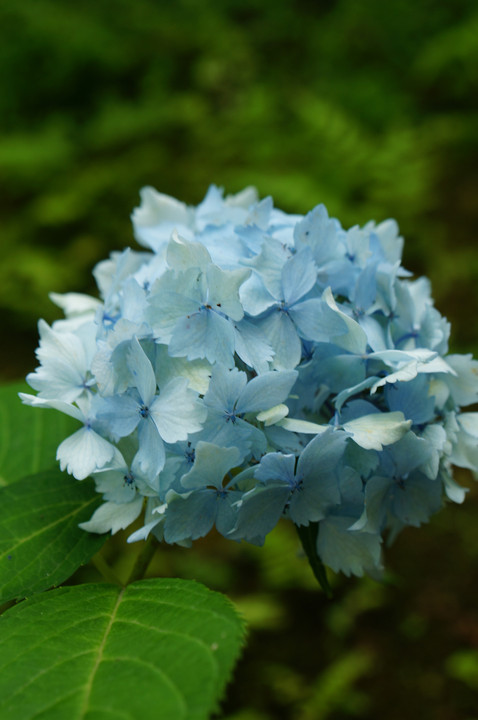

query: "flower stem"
(91, 553), (124, 588)
(126, 534), (157, 585)
(296, 522), (333, 598)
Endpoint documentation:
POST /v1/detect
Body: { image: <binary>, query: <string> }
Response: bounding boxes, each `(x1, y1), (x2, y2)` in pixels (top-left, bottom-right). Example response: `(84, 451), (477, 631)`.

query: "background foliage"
(1, 1), (477, 717)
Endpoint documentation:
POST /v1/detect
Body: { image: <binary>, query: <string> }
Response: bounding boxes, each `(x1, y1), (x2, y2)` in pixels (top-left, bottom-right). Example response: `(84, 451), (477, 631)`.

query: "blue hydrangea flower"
(21, 184), (478, 583)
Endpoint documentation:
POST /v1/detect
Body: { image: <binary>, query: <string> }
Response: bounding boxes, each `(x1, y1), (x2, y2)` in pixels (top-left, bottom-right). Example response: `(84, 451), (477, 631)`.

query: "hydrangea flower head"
(22, 184), (478, 581)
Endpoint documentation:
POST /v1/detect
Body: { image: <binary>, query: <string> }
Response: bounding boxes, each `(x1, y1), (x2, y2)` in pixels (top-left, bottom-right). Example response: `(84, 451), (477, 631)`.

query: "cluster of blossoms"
(22, 185), (478, 578)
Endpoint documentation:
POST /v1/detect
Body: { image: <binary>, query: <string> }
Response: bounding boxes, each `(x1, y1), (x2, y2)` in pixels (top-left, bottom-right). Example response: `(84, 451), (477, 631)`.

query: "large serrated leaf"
(0, 381), (78, 485)
(0, 470), (106, 603)
(0, 579), (246, 720)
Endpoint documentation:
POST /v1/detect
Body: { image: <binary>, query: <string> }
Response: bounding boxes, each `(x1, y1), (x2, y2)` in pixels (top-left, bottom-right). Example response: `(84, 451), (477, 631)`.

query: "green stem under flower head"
(126, 534), (157, 585)
(296, 522), (332, 598)
(91, 552), (123, 588)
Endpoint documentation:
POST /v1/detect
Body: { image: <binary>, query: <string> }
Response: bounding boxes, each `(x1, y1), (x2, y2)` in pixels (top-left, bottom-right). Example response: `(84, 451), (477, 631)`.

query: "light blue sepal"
(126, 337), (156, 405)
(234, 319), (275, 374)
(317, 514), (383, 577)
(164, 489), (217, 543)
(79, 495), (143, 535)
(180, 442), (241, 490)
(257, 311), (302, 370)
(229, 483), (291, 542)
(135, 419), (166, 478)
(56, 426), (116, 480)
(235, 369), (297, 414)
(289, 431), (347, 525)
(169, 310), (236, 367)
(206, 264), (250, 321)
(342, 411), (411, 451)
(96, 393), (141, 438)
(203, 365), (247, 412)
(321, 287), (367, 353)
(390, 472), (443, 527)
(166, 230), (212, 271)
(149, 376), (206, 443)
(281, 248), (317, 306)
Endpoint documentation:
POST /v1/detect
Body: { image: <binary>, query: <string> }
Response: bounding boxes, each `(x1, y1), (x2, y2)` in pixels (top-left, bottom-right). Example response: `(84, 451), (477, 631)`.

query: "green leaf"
(0, 381), (78, 485)
(0, 579), (246, 720)
(0, 470), (106, 603)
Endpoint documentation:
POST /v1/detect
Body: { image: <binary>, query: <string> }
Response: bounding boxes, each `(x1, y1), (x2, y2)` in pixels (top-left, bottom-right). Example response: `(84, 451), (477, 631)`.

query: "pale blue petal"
(343, 412), (411, 451)
(239, 272), (276, 316)
(92, 338), (138, 397)
(339, 399), (378, 423)
(126, 337), (157, 405)
(334, 378), (380, 411)
(254, 452), (296, 485)
(317, 515), (383, 577)
(166, 232), (211, 271)
(229, 484), (290, 542)
(26, 361), (88, 402)
(351, 263), (377, 310)
(19, 393), (84, 422)
(450, 413), (478, 470)
(135, 419), (166, 477)
(344, 442), (380, 477)
(168, 309), (236, 367)
(289, 298), (346, 342)
(257, 311), (301, 370)
(298, 429), (346, 476)
(390, 472), (442, 527)
(164, 489), (217, 542)
(293, 204), (345, 266)
(351, 476), (390, 533)
(120, 278), (148, 325)
(57, 426), (116, 480)
(150, 377), (206, 443)
(385, 375), (435, 425)
(215, 491), (243, 537)
(290, 432), (346, 524)
(311, 344), (366, 393)
(127, 518), (163, 543)
(203, 365), (247, 413)
(233, 319), (274, 374)
(96, 393), (140, 438)
(359, 315), (388, 352)
(321, 288), (367, 354)
(35, 319), (90, 371)
(197, 224), (248, 268)
(442, 469), (468, 504)
(248, 236), (291, 299)
(445, 354), (478, 406)
(79, 496), (143, 534)
(236, 369), (297, 414)
(180, 442), (241, 490)
(131, 186), (192, 251)
(93, 466), (137, 504)
(419, 424), (447, 479)
(206, 264), (250, 321)
(147, 267), (205, 338)
(281, 249), (317, 306)
(199, 413), (265, 460)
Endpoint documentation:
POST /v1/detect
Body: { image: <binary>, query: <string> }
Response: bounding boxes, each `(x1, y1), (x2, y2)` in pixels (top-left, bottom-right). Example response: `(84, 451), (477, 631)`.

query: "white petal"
(256, 404), (289, 426)
(57, 426), (116, 480)
(343, 412), (411, 451)
(79, 496), (143, 535)
(151, 377), (206, 443)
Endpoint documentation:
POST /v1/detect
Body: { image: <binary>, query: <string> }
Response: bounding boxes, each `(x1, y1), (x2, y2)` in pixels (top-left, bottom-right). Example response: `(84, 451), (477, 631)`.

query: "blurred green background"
(2, 0), (478, 717)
